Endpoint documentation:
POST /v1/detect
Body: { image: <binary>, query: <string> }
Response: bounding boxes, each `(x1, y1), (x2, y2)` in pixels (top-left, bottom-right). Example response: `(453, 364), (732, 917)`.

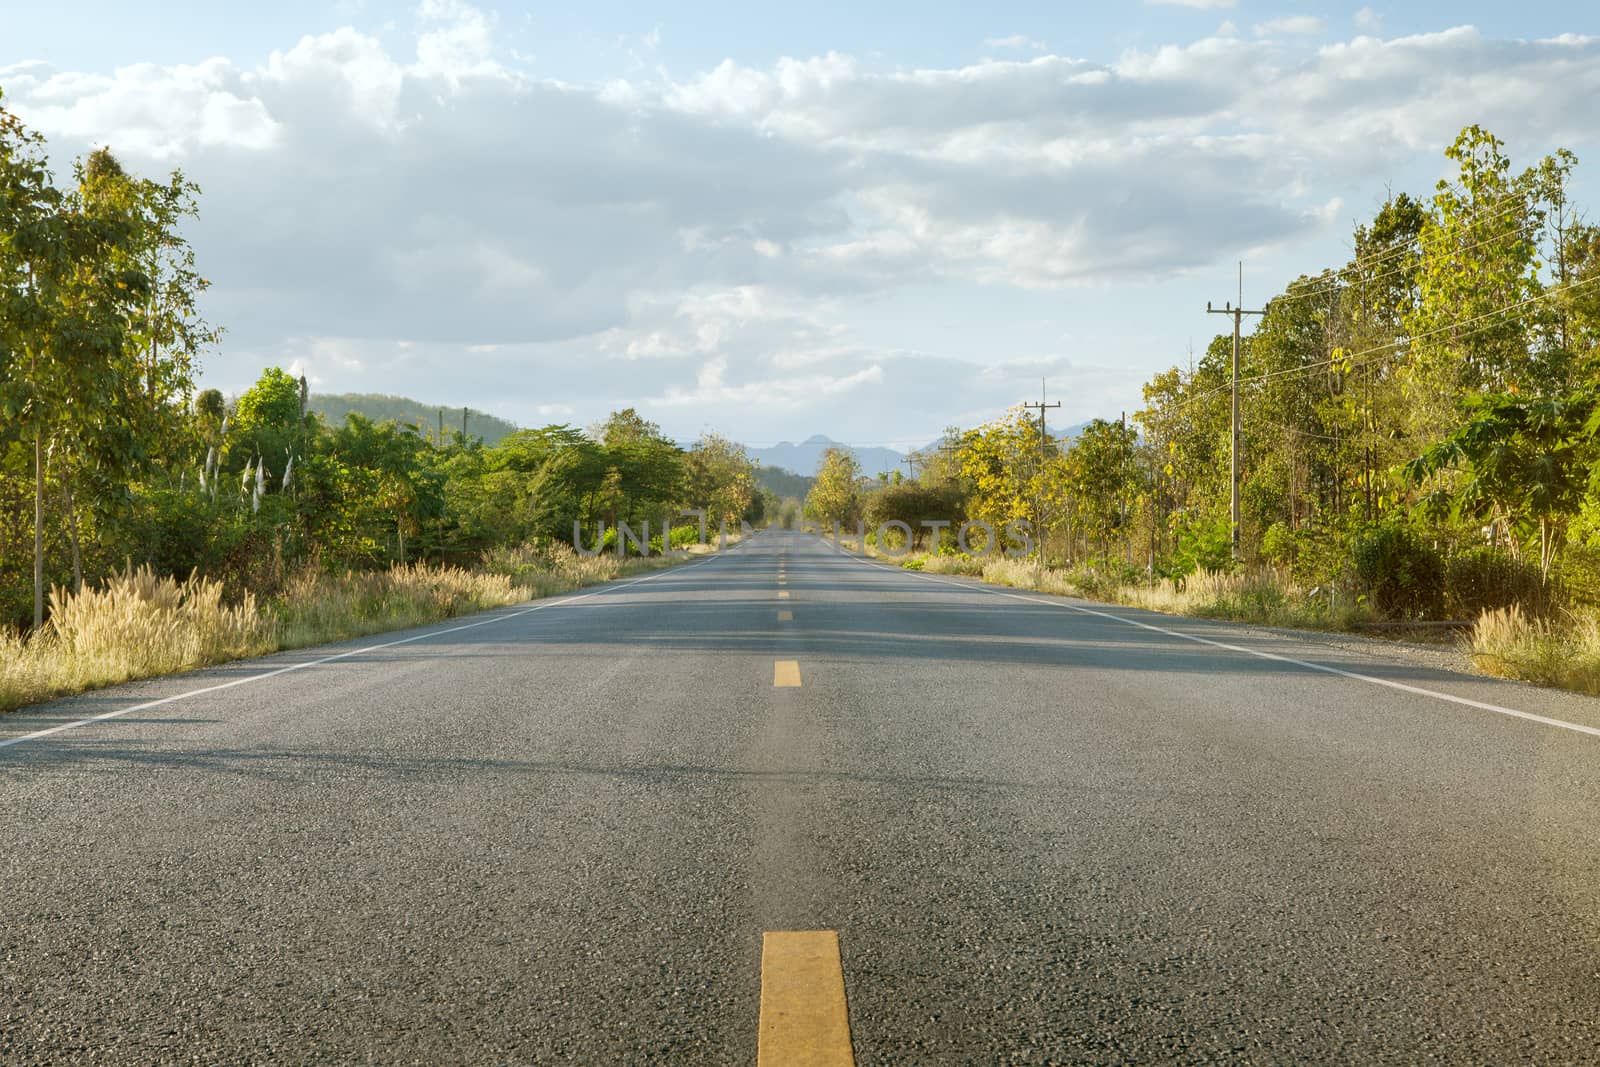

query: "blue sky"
(3, 2), (1597, 450)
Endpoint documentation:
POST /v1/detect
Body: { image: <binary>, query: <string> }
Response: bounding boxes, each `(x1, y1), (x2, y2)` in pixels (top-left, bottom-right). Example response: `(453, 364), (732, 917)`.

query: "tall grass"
(881, 545), (1372, 630)
(274, 563), (522, 649)
(0, 566), (274, 712)
(1468, 606), (1600, 695)
(0, 538), (720, 715)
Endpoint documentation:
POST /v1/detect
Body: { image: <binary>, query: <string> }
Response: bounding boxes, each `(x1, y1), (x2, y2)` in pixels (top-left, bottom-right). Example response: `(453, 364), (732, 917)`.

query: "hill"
(755, 465), (813, 499)
(746, 435), (907, 479)
(309, 394), (520, 446)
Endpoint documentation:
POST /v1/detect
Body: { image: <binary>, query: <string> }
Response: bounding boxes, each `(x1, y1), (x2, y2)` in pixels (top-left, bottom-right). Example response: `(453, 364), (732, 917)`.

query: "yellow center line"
(778, 590), (790, 599)
(777, 610), (793, 622)
(773, 660), (802, 687)
(759, 930), (855, 1066)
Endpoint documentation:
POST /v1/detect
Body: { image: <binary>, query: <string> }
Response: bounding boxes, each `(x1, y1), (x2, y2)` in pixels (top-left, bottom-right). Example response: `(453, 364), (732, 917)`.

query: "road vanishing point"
(5, 529), (1600, 1063)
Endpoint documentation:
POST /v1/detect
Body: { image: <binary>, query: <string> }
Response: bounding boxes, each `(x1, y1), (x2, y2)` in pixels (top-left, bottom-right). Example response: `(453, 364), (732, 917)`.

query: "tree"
(1064, 419), (1140, 559)
(805, 447), (861, 525)
(685, 433), (756, 527)
(1406, 391), (1598, 579)
(1405, 125), (1544, 422)
(0, 111), (188, 623)
(959, 407), (1066, 558)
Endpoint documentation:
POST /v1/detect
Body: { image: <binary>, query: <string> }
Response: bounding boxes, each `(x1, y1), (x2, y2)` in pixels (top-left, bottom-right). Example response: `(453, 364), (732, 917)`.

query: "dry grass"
(881, 546), (1370, 631)
(274, 563), (523, 649)
(480, 539), (719, 598)
(1468, 606), (1600, 695)
(1, 538), (723, 715)
(0, 566), (274, 713)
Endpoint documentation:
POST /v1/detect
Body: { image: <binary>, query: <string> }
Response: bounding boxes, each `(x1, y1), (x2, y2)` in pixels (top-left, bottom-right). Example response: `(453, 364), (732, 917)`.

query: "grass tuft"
(1, 566), (275, 713)
(1468, 606), (1600, 695)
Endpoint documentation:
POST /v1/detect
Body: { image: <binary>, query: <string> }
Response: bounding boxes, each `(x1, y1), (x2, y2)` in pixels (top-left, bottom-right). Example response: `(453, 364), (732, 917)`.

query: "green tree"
(1406, 391), (1598, 578)
(805, 446), (861, 526)
(685, 433), (756, 527)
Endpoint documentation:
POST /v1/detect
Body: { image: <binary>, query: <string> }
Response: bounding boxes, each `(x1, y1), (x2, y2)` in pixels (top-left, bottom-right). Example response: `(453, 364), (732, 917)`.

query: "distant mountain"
(746, 435), (908, 479)
(310, 393), (519, 446)
(1055, 421), (1092, 441)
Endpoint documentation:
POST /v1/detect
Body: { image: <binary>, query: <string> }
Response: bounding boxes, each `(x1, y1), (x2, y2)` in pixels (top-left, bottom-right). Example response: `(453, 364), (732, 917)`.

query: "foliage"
(1351, 524), (1445, 620)
(1443, 546), (1561, 620)
(805, 446), (862, 524)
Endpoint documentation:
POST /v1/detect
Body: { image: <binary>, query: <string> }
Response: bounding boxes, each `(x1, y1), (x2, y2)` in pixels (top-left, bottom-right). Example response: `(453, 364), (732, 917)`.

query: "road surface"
(4, 529), (1600, 1063)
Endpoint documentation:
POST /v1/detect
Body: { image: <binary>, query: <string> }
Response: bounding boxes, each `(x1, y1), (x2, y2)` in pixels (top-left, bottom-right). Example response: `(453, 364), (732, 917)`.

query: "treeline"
(0, 97), (770, 630)
(806, 125), (1600, 621)
(0, 360), (771, 629)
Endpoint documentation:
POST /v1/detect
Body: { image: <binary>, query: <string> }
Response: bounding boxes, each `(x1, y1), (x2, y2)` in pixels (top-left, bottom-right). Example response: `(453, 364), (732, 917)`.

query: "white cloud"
(5, 9), (1599, 439)
(1254, 15), (1327, 37)
(1354, 7), (1382, 32)
(413, 0), (503, 85)
(984, 35), (1048, 52)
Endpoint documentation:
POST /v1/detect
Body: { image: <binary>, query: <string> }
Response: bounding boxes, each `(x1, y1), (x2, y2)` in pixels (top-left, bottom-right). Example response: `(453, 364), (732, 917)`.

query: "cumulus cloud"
(2, 6), (1598, 440)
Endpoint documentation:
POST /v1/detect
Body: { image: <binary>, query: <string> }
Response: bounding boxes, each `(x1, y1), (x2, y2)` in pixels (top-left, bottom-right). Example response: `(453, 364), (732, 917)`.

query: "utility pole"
(1120, 411), (1131, 567)
(461, 406), (469, 442)
(437, 407), (445, 447)
(1206, 263), (1264, 560)
(901, 455), (919, 481)
(1022, 377), (1060, 582)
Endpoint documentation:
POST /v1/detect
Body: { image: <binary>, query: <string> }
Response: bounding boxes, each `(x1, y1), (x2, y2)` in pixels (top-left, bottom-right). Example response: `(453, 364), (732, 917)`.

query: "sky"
(2, 1), (1597, 451)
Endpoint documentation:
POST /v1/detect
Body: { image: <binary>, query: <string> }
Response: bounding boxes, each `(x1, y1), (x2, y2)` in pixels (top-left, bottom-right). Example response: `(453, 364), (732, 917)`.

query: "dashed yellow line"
(773, 660), (802, 687)
(759, 930), (855, 1066)
(777, 610), (793, 622)
(778, 590), (790, 600)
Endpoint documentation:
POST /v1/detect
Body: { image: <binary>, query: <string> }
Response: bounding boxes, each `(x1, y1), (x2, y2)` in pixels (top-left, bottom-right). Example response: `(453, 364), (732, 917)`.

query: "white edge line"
(0, 548), (738, 751)
(816, 535), (1600, 742)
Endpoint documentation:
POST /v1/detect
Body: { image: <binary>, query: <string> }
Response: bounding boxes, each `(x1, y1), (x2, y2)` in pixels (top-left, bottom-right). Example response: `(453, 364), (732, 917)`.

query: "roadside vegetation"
(0, 95), (764, 713)
(804, 124), (1600, 697)
(0, 543), (725, 715)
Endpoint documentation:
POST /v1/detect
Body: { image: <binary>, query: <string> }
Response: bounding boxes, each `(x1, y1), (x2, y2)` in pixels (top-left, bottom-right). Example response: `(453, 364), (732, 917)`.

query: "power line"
(1146, 271), (1600, 422)
(1267, 209), (1542, 307)
(1314, 189), (1536, 285)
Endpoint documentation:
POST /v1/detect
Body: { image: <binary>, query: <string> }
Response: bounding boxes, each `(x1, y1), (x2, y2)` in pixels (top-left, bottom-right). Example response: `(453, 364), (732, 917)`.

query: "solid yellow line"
(778, 590), (790, 599)
(773, 660), (802, 687)
(759, 930), (854, 1067)
(778, 610), (793, 622)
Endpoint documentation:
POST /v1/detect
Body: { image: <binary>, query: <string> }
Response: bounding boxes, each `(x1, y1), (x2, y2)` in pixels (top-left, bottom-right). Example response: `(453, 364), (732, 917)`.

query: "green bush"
(1260, 522), (1295, 566)
(1352, 523), (1444, 619)
(1168, 514), (1234, 578)
(1444, 546), (1560, 619)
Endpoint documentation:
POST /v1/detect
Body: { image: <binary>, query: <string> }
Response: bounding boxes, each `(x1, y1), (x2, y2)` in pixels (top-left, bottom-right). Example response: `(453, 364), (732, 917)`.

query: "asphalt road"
(5, 529), (1600, 1064)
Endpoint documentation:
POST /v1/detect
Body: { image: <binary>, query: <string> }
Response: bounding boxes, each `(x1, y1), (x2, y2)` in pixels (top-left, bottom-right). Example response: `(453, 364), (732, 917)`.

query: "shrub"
(1260, 523), (1295, 567)
(1352, 524), (1444, 620)
(1444, 547), (1559, 619)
